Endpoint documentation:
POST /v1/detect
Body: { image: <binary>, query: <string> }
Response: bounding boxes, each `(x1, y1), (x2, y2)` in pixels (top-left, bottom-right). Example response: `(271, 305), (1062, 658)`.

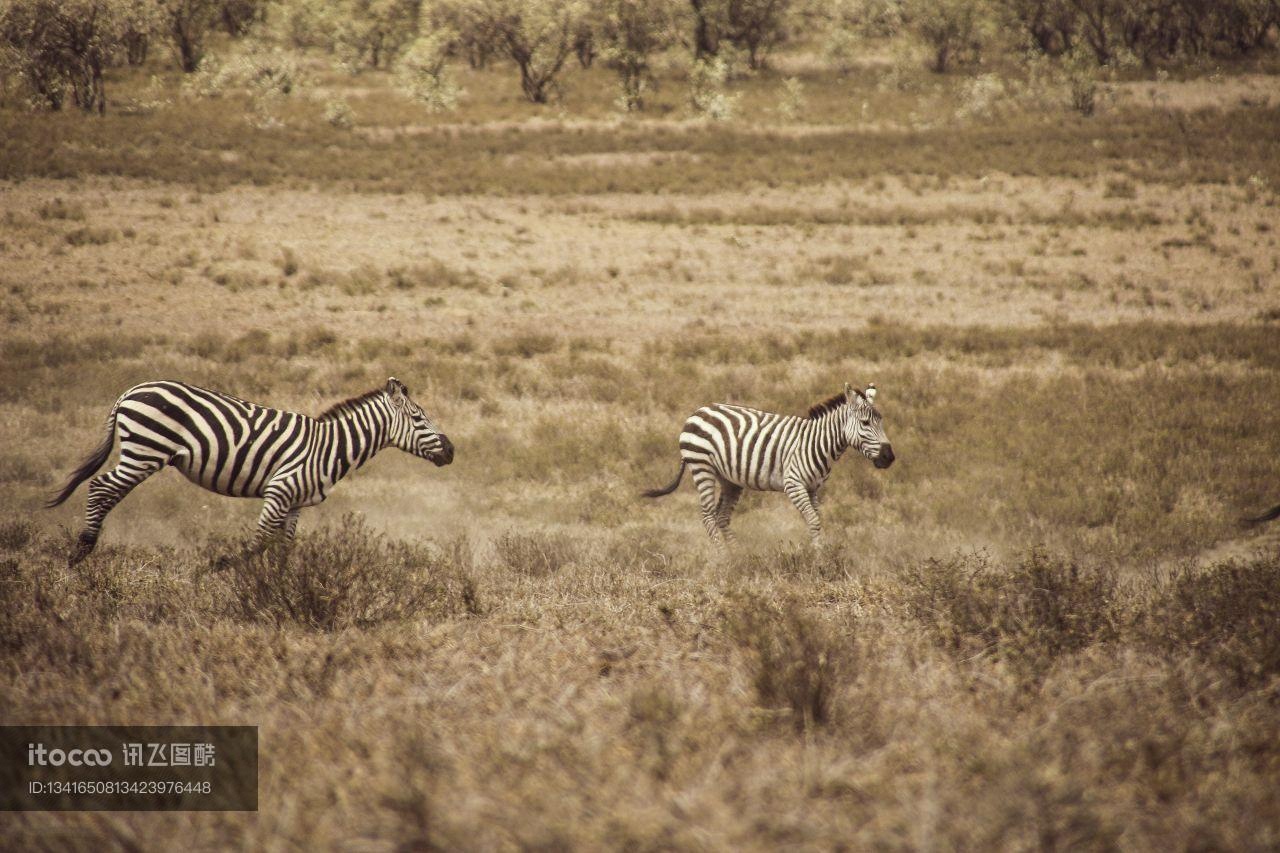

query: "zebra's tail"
(643, 461), (686, 498)
(1243, 502), (1280, 526)
(46, 399), (120, 508)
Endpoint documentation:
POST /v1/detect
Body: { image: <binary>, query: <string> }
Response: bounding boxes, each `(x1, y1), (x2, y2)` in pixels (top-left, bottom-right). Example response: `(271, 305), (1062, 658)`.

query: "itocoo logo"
(27, 743), (112, 767)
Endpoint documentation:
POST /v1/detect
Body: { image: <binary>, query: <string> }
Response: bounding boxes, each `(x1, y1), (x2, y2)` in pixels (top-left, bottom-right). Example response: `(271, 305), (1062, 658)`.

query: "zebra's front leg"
(252, 485), (298, 552)
(70, 458), (164, 567)
(282, 509), (301, 542)
(785, 479), (824, 546)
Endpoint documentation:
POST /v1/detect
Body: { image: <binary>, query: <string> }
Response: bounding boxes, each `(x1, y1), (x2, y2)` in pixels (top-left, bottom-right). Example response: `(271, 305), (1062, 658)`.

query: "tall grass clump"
(1144, 556), (1280, 691)
(492, 530), (577, 577)
(726, 594), (853, 731)
(904, 549), (1120, 682)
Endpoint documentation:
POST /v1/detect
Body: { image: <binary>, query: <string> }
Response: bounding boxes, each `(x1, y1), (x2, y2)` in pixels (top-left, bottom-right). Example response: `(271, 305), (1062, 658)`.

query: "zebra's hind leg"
(70, 456), (164, 566)
(784, 478), (824, 546)
(690, 464), (727, 549)
(715, 483), (743, 544)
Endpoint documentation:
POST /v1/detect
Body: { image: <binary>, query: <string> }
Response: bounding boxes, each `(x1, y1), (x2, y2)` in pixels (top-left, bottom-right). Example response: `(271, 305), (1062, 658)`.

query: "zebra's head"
(385, 377), (454, 467)
(844, 383), (894, 469)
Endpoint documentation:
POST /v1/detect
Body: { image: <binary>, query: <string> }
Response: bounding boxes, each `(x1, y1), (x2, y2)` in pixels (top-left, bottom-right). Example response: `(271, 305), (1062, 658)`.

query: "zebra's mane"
(806, 393), (848, 419)
(316, 388), (385, 422)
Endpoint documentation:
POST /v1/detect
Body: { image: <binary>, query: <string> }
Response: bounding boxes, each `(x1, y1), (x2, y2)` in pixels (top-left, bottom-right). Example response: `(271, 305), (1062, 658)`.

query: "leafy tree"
(397, 28), (461, 110)
(0, 0), (129, 112)
(595, 0), (677, 110)
(722, 0), (790, 68)
(421, 0), (502, 68)
(490, 0), (586, 103)
(219, 0), (267, 37)
(334, 0), (422, 69)
(905, 0), (992, 72)
(1000, 0), (1077, 55)
(163, 0), (220, 72)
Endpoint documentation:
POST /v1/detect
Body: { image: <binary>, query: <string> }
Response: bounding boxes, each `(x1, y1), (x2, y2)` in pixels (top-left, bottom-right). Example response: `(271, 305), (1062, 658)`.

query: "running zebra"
(47, 378), (453, 566)
(644, 384), (894, 546)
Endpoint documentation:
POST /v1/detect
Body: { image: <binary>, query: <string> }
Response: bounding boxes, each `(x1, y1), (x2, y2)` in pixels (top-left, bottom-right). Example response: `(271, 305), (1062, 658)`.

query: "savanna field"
(3, 3), (1280, 848)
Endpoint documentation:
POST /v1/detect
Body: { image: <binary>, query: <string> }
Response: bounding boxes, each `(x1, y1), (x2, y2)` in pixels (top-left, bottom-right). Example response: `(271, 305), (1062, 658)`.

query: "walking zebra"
(47, 377), (453, 566)
(644, 384), (894, 546)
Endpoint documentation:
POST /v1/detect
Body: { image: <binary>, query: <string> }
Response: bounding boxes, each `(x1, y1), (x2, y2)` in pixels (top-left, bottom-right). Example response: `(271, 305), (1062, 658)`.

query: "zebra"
(643, 383), (894, 547)
(47, 377), (453, 566)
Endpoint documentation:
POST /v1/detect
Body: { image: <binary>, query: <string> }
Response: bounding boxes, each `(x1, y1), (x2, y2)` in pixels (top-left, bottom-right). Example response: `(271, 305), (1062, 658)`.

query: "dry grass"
(2, 46), (1279, 850)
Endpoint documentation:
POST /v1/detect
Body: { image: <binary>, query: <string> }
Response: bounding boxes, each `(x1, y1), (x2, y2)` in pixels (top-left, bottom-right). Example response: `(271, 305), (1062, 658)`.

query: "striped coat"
(645, 384), (894, 546)
(48, 377), (452, 565)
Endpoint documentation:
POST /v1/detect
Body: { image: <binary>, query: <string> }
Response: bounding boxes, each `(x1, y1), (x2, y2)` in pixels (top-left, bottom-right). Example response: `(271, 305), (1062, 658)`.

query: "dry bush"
(726, 593), (853, 730)
(0, 519), (35, 551)
(1145, 556), (1280, 691)
(64, 225), (118, 245)
(217, 516), (468, 630)
(904, 549), (1120, 682)
(386, 258), (485, 291)
(492, 529), (577, 577)
(36, 198), (86, 220)
(733, 543), (857, 582)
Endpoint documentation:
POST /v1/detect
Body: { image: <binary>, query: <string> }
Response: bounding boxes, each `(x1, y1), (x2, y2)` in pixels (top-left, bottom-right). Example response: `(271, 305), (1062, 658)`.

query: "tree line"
(1, 0), (1276, 114)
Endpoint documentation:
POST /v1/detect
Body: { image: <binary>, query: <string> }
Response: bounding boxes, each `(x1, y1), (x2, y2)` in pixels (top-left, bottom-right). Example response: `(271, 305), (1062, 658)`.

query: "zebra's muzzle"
(873, 444), (895, 469)
(430, 436), (455, 466)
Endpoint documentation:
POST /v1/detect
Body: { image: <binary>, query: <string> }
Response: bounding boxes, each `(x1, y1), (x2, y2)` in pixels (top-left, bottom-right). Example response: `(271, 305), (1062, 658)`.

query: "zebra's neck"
(809, 406), (851, 467)
(315, 395), (393, 483)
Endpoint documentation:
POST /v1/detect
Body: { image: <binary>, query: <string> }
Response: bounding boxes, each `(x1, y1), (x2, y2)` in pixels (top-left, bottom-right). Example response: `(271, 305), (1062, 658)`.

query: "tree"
(723, 0), (790, 68)
(1000, 0), (1077, 55)
(397, 28), (461, 110)
(0, 0), (129, 113)
(905, 0), (991, 72)
(688, 0), (719, 59)
(219, 0), (267, 37)
(595, 0), (676, 110)
(163, 0), (220, 72)
(421, 0), (503, 68)
(489, 0), (586, 103)
(120, 0), (162, 65)
(333, 0), (422, 69)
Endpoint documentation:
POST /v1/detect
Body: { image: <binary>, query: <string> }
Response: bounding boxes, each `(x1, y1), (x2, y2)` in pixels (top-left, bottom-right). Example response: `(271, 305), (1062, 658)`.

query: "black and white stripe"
(644, 383), (894, 546)
(48, 377), (453, 565)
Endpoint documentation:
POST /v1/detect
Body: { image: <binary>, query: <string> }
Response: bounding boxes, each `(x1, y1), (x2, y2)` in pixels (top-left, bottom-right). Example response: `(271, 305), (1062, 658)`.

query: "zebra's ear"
(865, 383), (876, 404)
(386, 377), (408, 400)
(844, 382), (853, 401)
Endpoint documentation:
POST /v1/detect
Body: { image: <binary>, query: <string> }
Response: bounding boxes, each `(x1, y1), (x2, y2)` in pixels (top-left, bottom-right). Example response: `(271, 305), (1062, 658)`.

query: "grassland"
(2, 43), (1280, 850)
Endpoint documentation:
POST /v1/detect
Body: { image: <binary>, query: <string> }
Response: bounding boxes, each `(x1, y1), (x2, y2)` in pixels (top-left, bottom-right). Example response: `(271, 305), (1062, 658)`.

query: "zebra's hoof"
(67, 535), (96, 568)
